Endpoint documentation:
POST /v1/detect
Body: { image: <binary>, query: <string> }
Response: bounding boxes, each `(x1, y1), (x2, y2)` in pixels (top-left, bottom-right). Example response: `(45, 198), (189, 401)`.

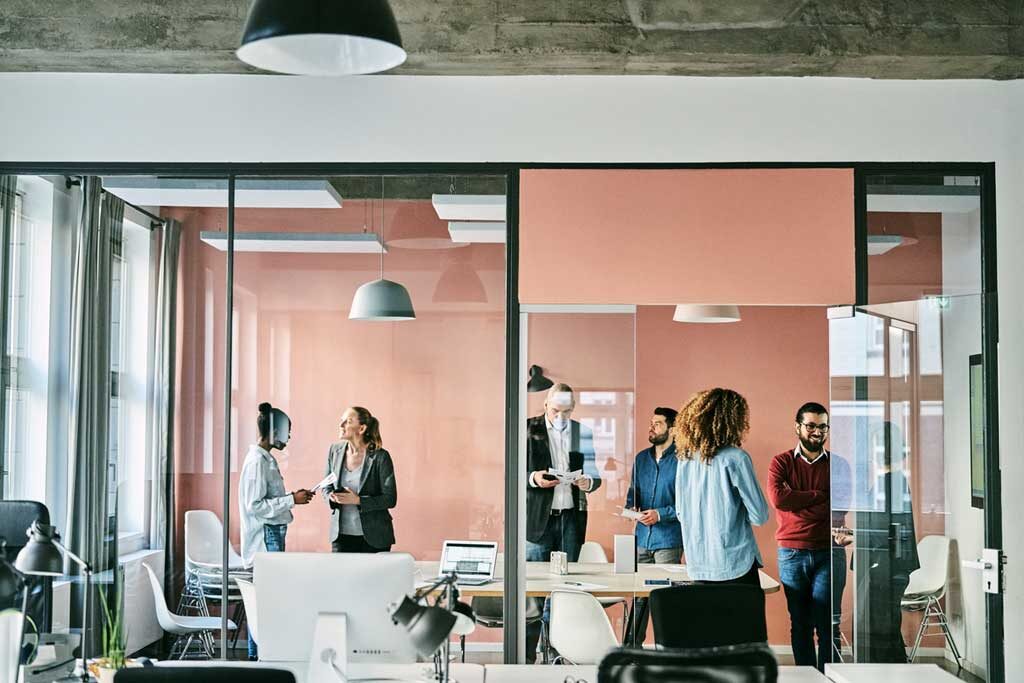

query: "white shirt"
(238, 444), (294, 568)
(545, 418), (573, 511)
(794, 443), (830, 465)
(340, 461), (364, 536)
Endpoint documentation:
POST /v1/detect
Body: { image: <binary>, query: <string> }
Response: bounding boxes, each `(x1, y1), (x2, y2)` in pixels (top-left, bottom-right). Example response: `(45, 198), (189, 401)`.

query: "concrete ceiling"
(1, 0), (1022, 79)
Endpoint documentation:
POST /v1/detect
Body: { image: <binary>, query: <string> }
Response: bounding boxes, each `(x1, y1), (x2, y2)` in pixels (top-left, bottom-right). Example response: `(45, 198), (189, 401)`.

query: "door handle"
(961, 548), (1002, 594)
(961, 559), (993, 571)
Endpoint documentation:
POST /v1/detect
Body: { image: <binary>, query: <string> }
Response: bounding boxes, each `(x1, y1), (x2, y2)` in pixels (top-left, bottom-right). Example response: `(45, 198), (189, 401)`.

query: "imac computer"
(254, 552), (417, 663)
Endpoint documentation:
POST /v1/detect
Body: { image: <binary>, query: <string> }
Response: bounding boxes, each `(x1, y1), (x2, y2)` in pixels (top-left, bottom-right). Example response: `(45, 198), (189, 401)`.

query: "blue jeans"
(248, 524), (287, 660)
(524, 511), (579, 663)
(778, 547), (831, 671)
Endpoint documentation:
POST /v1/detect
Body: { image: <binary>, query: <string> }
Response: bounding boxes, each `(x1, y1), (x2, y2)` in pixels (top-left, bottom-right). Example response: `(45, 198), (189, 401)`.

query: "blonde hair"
(672, 388), (750, 464)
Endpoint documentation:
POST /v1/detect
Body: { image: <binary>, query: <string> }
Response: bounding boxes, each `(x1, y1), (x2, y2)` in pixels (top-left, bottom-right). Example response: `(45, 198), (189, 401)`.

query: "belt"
(551, 509), (571, 516)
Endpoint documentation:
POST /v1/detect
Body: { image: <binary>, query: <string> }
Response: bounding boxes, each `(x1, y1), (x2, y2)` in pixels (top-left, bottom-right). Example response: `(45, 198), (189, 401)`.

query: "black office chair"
(0, 500), (53, 631)
(597, 643), (778, 683)
(115, 666), (296, 683)
(649, 584), (766, 649)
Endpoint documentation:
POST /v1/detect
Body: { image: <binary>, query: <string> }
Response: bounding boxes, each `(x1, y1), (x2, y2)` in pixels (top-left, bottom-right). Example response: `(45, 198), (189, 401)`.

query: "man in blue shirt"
(624, 406), (682, 645)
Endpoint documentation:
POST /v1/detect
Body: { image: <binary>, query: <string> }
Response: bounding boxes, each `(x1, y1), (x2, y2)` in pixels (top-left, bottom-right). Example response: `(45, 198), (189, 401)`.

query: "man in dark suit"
(525, 383), (601, 662)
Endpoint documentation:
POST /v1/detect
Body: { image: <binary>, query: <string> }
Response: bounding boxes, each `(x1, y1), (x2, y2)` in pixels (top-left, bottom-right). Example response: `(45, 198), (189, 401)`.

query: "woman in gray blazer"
(324, 406), (397, 552)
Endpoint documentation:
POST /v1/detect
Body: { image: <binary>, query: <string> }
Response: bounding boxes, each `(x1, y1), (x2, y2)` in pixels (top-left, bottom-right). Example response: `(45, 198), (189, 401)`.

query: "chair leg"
(936, 603), (963, 674)
(907, 602), (930, 663)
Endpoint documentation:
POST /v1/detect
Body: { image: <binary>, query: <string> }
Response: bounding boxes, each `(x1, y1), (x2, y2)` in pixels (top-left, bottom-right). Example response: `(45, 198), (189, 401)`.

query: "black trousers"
(332, 534), (390, 553)
(698, 561), (761, 587)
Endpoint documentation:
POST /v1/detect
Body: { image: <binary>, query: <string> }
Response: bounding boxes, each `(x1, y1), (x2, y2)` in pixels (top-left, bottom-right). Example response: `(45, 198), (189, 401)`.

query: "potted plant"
(91, 584), (126, 683)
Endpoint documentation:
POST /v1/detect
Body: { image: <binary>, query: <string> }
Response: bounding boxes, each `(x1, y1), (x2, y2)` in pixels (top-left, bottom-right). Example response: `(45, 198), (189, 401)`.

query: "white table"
(825, 663), (959, 682)
(416, 561), (781, 598)
(483, 664), (826, 682)
(155, 660), (485, 682)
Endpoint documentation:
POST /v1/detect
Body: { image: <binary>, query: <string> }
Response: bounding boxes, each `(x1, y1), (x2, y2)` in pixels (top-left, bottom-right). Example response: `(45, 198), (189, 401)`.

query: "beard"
(649, 431), (669, 446)
(799, 435), (825, 454)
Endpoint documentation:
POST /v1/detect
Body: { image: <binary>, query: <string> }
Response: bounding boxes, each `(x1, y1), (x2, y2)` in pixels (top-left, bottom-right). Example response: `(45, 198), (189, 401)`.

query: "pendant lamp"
(672, 304), (741, 323)
(350, 180), (416, 321)
(237, 0), (406, 76)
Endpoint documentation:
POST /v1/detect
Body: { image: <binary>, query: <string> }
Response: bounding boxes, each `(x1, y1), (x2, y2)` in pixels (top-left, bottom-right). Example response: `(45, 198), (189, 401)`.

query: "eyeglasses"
(800, 422), (830, 433)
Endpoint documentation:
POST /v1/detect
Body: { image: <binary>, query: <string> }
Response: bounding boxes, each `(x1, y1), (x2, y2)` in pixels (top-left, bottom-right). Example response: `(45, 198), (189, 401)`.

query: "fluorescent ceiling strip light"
(200, 232), (385, 253)
(866, 194), (978, 213)
(103, 178), (343, 208)
(448, 221), (506, 244)
(432, 194), (506, 221)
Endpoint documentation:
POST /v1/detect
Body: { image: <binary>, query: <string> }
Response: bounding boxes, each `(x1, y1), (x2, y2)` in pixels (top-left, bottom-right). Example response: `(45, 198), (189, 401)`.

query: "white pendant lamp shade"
(349, 278), (416, 321)
(237, 0), (406, 76)
(673, 304), (741, 323)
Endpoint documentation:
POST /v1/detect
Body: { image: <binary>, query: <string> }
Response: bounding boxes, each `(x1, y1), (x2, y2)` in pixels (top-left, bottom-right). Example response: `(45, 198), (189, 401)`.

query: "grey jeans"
(627, 546), (683, 645)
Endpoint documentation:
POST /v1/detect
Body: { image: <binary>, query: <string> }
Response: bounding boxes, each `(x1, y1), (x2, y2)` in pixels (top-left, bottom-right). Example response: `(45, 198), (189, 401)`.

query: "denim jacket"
(626, 444), (682, 550)
(675, 446), (770, 581)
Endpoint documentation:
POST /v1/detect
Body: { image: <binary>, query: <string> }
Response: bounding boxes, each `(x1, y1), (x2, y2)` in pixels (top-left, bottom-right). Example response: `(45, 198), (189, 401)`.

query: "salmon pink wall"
(868, 212), (943, 304)
(519, 169), (855, 306)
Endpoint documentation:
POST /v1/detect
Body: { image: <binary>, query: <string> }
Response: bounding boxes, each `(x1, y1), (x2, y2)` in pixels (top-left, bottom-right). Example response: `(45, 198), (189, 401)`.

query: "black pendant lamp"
(238, 0), (406, 76)
(527, 365), (554, 393)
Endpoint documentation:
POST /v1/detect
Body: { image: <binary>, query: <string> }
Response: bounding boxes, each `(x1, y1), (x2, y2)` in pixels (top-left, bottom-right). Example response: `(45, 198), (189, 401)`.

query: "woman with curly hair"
(674, 387), (769, 585)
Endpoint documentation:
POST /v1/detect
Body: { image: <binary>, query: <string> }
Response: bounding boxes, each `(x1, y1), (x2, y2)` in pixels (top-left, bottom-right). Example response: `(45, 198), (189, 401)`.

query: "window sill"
(118, 531), (147, 557)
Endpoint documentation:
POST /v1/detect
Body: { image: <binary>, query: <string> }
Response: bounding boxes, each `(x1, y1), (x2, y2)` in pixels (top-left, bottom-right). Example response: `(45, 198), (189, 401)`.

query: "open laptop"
(438, 540), (498, 586)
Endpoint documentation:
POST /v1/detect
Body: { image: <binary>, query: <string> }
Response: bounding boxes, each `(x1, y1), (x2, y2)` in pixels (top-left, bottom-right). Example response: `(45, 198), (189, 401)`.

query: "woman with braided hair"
(673, 387), (769, 585)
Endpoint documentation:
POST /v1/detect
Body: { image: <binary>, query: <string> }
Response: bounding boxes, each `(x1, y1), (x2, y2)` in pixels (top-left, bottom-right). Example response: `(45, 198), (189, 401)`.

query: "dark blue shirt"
(626, 444), (683, 551)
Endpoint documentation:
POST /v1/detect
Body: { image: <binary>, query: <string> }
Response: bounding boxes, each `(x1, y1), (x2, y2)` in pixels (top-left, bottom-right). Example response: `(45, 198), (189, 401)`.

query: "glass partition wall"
(829, 172), (995, 678)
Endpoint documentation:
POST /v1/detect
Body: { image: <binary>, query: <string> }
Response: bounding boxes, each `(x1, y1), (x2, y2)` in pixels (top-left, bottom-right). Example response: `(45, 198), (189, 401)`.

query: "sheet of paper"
(619, 508), (643, 520)
(311, 471), (337, 492)
(547, 468), (582, 483)
(554, 581), (607, 591)
(663, 565), (689, 573)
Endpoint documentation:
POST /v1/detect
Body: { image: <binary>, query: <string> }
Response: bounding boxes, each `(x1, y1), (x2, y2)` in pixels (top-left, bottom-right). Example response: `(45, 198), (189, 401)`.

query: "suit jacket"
(525, 416), (602, 542)
(324, 442), (397, 549)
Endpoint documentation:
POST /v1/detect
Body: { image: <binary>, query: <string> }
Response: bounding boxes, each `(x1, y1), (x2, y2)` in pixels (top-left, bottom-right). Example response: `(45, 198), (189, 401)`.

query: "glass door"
(829, 296), (995, 679)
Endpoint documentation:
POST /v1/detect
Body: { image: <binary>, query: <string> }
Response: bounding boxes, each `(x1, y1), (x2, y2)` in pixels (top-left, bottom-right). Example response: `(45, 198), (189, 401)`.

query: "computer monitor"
(438, 540), (497, 584)
(254, 552), (416, 663)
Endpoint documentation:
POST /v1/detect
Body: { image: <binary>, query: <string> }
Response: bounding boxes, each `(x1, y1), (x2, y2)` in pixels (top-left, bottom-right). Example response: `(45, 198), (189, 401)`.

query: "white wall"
(0, 72), (1020, 672)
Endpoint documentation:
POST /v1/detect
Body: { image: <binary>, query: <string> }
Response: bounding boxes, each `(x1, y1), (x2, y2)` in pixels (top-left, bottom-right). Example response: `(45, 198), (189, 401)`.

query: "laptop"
(438, 540), (498, 586)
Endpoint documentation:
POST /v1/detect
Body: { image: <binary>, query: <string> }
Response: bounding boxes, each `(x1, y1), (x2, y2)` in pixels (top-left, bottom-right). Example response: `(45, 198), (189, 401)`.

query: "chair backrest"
(0, 500), (53, 630)
(650, 584), (766, 649)
(905, 535), (950, 597)
(185, 510), (225, 568)
(598, 643), (778, 683)
(117, 667), (296, 683)
(549, 589), (619, 664)
(234, 577), (258, 643)
(578, 541), (610, 563)
(142, 563), (179, 632)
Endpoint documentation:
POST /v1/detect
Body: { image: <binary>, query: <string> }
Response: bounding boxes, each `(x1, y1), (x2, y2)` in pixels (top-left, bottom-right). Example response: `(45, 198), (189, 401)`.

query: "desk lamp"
(391, 573), (474, 683)
(16, 522), (93, 683)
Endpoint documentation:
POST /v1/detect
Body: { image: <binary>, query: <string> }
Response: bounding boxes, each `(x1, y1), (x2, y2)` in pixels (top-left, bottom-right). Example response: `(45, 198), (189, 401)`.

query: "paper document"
(663, 565), (689, 573)
(547, 468), (583, 483)
(311, 472), (337, 492)
(619, 508), (643, 520)
(555, 581), (607, 591)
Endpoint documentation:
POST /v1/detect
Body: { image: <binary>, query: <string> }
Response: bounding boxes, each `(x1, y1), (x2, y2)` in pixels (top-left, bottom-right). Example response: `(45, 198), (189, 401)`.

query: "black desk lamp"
(527, 365), (553, 393)
(16, 522), (93, 683)
(391, 573), (475, 683)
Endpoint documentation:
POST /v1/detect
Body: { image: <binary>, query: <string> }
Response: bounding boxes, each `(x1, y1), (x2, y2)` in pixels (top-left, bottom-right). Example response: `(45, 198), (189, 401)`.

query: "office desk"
(825, 663), (960, 682)
(416, 562), (781, 597)
(483, 664), (827, 682)
(155, 660), (485, 682)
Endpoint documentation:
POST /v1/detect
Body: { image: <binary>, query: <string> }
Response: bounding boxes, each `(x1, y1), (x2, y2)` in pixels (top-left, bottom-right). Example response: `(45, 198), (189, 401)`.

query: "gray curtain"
(64, 177), (124, 650)
(148, 218), (181, 600)
(0, 176), (14, 499)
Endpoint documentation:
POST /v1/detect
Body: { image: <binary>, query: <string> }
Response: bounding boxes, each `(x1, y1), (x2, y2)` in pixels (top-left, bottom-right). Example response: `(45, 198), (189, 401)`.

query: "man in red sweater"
(768, 402), (852, 672)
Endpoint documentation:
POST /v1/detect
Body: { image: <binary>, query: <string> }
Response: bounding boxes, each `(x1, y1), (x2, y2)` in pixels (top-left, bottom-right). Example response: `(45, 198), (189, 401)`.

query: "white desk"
(483, 664), (826, 682)
(155, 660), (485, 682)
(825, 663), (959, 682)
(416, 561), (781, 598)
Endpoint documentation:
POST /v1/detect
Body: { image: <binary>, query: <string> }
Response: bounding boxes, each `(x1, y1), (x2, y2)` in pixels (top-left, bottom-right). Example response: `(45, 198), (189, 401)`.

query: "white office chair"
(233, 578), (259, 647)
(901, 535), (963, 672)
(182, 510), (251, 648)
(548, 589), (619, 665)
(144, 563), (237, 659)
(577, 541), (629, 632)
